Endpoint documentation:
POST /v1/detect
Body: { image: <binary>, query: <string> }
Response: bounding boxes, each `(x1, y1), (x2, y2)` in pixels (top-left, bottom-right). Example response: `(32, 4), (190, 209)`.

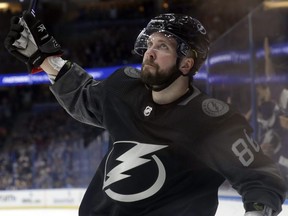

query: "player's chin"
(141, 65), (155, 77)
(141, 69), (156, 84)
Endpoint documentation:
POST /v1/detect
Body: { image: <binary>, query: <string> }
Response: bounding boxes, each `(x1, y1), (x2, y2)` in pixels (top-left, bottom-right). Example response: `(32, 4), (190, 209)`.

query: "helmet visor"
(134, 28), (190, 57)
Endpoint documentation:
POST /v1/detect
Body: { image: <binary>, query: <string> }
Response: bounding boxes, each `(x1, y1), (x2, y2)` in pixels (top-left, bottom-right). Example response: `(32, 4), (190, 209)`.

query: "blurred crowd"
(0, 79), (108, 190)
(0, 93), (108, 189)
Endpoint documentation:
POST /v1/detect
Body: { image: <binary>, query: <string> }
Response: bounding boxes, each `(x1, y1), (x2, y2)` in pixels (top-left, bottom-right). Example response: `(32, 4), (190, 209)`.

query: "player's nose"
(144, 48), (156, 61)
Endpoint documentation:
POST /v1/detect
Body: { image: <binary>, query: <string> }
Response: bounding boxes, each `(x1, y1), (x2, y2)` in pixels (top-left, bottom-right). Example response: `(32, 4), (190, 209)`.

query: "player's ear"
(179, 57), (194, 75)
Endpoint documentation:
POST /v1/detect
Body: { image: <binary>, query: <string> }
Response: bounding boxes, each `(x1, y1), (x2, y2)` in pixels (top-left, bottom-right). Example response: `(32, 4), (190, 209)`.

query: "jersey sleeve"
(195, 113), (287, 214)
(49, 63), (106, 128)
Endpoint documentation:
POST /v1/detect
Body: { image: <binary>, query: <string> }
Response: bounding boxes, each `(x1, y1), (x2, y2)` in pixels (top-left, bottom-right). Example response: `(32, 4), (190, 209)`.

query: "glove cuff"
(27, 50), (63, 73)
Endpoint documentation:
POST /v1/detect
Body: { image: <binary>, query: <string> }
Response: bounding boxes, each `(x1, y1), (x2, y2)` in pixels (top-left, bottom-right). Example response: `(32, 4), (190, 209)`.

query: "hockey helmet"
(134, 13), (210, 75)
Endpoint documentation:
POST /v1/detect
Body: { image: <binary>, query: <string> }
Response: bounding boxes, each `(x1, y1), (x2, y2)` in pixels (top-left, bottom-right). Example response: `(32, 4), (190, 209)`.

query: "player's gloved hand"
(4, 11), (63, 73)
(244, 203), (275, 216)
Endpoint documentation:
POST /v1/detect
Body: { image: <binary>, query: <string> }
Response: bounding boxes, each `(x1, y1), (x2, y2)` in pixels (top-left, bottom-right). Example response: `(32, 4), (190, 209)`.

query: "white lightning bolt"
(103, 141), (168, 189)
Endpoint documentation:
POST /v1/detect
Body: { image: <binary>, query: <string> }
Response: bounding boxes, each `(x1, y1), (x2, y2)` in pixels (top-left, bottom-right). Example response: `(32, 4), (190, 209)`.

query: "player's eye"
(159, 43), (168, 50)
(147, 41), (153, 48)
(146, 40), (170, 52)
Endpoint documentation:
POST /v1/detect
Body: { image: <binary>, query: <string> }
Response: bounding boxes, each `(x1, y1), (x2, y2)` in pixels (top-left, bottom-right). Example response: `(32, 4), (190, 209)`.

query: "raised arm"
(4, 11), (106, 127)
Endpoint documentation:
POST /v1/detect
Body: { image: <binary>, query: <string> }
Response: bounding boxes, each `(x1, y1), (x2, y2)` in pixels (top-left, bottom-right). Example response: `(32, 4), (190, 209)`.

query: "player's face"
(140, 32), (178, 86)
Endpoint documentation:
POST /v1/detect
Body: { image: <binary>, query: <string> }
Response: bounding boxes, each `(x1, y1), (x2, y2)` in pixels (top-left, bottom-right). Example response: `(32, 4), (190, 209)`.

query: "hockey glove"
(4, 11), (63, 73)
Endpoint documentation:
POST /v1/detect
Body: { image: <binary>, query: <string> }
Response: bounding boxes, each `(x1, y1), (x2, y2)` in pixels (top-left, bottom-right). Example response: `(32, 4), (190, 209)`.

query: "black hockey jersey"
(50, 64), (287, 216)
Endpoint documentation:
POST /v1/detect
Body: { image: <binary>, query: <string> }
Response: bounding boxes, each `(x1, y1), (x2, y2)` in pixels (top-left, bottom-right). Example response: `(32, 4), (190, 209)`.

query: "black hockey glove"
(4, 11), (63, 73)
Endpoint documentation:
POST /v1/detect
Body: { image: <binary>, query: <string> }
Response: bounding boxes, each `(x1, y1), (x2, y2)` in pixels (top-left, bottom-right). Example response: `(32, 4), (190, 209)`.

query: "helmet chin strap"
(145, 58), (186, 92)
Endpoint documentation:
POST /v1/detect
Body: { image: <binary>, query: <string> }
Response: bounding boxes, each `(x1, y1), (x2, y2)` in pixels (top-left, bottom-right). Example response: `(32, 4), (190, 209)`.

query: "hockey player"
(4, 11), (287, 216)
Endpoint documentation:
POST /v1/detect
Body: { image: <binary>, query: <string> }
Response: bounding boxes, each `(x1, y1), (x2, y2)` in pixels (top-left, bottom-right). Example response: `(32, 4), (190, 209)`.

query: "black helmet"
(134, 13), (210, 75)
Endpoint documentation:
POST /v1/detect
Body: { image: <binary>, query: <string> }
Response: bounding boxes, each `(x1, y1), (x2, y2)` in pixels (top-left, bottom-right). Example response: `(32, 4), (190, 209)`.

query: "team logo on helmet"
(197, 24), (206, 35)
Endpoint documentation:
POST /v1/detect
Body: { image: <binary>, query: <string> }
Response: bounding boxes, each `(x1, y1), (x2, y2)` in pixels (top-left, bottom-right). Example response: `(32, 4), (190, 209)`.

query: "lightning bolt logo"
(103, 141), (168, 202)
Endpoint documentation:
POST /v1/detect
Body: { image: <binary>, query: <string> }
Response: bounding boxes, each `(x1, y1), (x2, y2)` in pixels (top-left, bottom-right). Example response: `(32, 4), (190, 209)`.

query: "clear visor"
(133, 28), (150, 56)
(133, 28), (191, 57)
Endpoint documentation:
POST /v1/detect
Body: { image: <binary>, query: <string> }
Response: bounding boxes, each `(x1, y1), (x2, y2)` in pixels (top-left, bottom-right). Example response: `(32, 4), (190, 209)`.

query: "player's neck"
(152, 76), (189, 105)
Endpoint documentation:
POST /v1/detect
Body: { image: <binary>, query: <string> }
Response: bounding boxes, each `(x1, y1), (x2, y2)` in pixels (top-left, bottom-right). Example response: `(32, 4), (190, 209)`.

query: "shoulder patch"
(124, 67), (141, 78)
(202, 98), (229, 117)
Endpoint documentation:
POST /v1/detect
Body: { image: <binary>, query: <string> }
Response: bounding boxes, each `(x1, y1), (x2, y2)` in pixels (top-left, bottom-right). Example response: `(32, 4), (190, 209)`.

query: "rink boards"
(0, 188), (287, 216)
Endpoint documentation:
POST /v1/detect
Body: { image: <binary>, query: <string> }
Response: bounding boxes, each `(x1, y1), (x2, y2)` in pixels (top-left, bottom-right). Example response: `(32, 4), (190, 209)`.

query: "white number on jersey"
(231, 129), (260, 167)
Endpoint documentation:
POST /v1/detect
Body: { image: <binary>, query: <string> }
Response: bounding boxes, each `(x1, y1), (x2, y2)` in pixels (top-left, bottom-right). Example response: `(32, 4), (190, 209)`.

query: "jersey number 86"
(231, 130), (260, 167)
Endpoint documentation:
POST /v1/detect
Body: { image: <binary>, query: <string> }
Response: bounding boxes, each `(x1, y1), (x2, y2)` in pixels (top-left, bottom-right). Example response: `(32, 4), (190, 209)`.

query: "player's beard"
(140, 60), (178, 87)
